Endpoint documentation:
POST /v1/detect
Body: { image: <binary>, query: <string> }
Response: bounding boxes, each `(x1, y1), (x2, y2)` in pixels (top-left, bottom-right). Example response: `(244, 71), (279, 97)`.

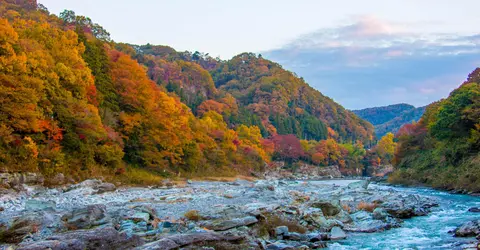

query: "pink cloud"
(386, 50), (404, 57)
(347, 15), (404, 37)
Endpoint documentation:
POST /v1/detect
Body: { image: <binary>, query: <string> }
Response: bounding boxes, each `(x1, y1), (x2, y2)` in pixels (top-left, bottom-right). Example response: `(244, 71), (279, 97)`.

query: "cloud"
(263, 16), (480, 109)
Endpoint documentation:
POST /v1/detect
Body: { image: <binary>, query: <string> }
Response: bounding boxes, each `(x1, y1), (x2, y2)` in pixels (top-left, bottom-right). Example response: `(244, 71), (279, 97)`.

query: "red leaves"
(271, 134), (305, 160)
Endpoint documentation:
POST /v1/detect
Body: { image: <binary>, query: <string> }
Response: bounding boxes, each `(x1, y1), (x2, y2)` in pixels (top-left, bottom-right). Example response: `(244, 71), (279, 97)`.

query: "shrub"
(184, 210), (201, 221)
(357, 201), (377, 212)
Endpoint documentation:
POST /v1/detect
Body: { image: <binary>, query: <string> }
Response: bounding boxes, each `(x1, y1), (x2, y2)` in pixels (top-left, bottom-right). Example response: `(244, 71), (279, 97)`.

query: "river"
(335, 183), (480, 249)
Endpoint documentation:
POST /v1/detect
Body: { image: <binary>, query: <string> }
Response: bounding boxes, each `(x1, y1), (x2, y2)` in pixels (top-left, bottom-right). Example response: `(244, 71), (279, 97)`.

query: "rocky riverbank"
(2, 178), (469, 249)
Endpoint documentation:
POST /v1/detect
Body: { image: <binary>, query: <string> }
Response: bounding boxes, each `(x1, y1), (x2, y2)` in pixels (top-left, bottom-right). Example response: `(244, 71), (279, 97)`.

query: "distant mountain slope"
(352, 104), (426, 137)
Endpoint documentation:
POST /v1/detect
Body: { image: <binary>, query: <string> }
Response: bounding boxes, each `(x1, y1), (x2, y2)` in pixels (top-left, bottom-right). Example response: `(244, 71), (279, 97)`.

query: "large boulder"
(17, 227), (143, 250)
(202, 216), (258, 231)
(454, 220), (480, 237)
(330, 226), (347, 240)
(136, 232), (244, 250)
(347, 180), (369, 190)
(310, 200), (341, 216)
(61, 204), (109, 230)
(0, 215), (42, 243)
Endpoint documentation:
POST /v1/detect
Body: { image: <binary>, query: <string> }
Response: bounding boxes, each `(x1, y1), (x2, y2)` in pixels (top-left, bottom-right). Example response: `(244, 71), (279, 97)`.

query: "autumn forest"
(1, 0), (478, 191)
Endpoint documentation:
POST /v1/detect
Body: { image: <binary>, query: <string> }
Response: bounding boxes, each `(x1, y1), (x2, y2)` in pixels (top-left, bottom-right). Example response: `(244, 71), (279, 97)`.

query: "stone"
(372, 207), (388, 220)
(347, 180), (369, 190)
(0, 215), (42, 243)
(468, 207), (480, 213)
(17, 226), (144, 250)
(284, 232), (308, 241)
(275, 226), (289, 236)
(308, 233), (329, 242)
(130, 212), (150, 223)
(136, 232), (244, 250)
(266, 243), (296, 250)
(310, 201), (341, 216)
(50, 173), (65, 185)
(203, 216), (258, 231)
(330, 226), (347, 240)
(454, 220), (480, 237)
(344, 220), (389, 233)
(95, 183), (116, 194)
(25, 200), (56, 211)
(62, 204), (109, 229)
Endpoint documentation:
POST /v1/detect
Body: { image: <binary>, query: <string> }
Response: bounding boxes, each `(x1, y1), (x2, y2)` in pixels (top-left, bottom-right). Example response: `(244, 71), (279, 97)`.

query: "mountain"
(0, 0), (384, 184)
(390, 69), (480, 192)
(353, 104), (425, 137)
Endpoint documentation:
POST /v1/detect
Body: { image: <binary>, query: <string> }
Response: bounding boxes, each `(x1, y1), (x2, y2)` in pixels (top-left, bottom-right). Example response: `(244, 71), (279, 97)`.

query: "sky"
(39, 0), (480, 109)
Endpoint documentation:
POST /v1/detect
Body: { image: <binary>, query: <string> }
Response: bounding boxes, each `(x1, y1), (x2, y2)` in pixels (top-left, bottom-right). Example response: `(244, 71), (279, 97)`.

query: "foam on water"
(336, 183), (480, 250)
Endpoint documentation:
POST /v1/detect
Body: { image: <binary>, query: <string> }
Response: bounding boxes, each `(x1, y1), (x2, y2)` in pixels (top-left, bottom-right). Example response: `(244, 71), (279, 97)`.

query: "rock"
(310, 201), (341, 216)
(0, 207), (4, 212)
(62, 204), (109, 229)
(302, 207), (343, 230)
(284, 232), (308, 241)
(50, 173), (65, 185)
(468, 207), (480, 213)
(0, 172), (44, 188)
(17, 226), (143, 250)
(308, 233), (329, 242)
(203, 216), (258, 231)
(25, 200), (56, 211)
(96, 183), (116, 194)
(347, 180), (369, 190)
(344, 220), (390, 233)
(130, 212), (150, 223)
(266, 243), (296, 250)
(275, 226), (289, 236)
(0, 215), (42, 243)
(454, 220), (480, 237)
(372, 207), (389, 220)
(330, 226), (347, 240)
(136, 232), (244, 250)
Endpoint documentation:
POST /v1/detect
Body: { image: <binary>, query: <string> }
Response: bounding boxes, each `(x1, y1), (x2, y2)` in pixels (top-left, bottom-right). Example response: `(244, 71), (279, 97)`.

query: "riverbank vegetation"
(390, 69), (480, 192)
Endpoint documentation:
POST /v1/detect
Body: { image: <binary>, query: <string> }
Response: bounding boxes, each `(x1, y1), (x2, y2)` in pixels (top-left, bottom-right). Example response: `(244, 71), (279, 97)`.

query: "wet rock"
(203, 216), (258, 231)
(308, 233), (329, 242)
(0, 215), (42, 243)
(136, 232), (244, 250)
(25, 200), (56, 211)
(17, 226), (143, 250)
(468, 207), (480, 213)
(372, 207), (389, 220)
(62, 204), (109, 229)
(330, 226), (347, 240)
(454, 220), (480, 237)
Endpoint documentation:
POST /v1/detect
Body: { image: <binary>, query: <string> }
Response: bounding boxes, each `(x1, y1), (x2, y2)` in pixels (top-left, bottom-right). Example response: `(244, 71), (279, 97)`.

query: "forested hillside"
(390, 69), (480, 192)
(353, 104), (425, 137)
(0, 0), (388, 183)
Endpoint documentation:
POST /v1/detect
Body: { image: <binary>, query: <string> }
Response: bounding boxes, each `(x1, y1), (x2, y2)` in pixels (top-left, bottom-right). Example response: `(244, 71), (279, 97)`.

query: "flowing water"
(333, 184), (480, 250)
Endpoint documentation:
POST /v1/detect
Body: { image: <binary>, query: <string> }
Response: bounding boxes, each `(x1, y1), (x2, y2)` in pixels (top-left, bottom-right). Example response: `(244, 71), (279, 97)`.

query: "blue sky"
(39, 0), (480, 109)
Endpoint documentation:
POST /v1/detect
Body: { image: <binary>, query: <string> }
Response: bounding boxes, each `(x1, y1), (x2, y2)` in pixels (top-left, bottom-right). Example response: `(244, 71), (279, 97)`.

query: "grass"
(257, 213), (307, 238)
(357, 201), (377, 212)
(184, 210), (202, 221)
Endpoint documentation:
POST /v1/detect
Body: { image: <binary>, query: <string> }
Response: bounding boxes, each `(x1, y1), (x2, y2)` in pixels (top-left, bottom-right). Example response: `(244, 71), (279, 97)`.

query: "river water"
(332, 183), (480, 250)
